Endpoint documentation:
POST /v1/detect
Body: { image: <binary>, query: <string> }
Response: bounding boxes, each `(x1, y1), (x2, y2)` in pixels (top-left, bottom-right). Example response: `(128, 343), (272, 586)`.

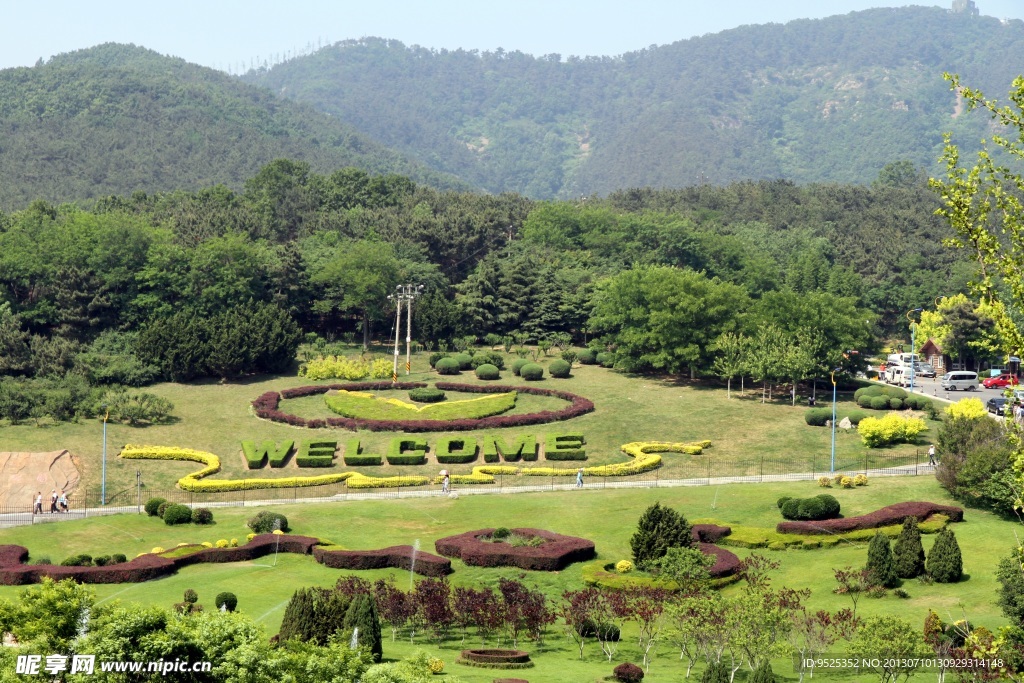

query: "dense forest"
(244, 6), (1024, 198)
(0, 44), (466, 211)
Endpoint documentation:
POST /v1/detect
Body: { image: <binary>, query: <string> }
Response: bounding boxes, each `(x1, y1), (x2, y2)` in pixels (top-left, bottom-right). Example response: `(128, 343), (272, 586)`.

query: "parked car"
(987, 397), (1009, 414)
(914, 362), (936, 378)
(982, 373), (1020, 389)
(941, 371), (978, 391)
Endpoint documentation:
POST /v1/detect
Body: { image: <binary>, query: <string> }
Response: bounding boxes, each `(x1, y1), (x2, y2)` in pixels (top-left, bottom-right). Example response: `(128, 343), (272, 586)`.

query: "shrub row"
(385, 438), (429, 463)
(435, 437), (478, 464)
(434, 528), (596, 571)
(253, 382), (595, 432)
(312, 544), (452, 577)
(344, 439), (384, 466)
(544, 433), (586, 460)
(691, 524), (732, 544)
(458, 650), (532, 665)
(325, 389), (517, 422)
(698, 542), (742, 578)
(776, 501), (964, 535)
(777, 494), (841, 521)
(295, 440), (336, 468)
(481, 434), (538, 463)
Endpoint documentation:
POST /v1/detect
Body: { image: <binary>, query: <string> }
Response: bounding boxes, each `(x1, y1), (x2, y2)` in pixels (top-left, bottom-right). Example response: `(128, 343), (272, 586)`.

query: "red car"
(983, 373), (1020, 389)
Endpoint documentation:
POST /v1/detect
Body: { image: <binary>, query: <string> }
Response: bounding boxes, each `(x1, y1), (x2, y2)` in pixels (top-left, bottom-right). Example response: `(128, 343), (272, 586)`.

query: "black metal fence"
(0, 450), (927, 527)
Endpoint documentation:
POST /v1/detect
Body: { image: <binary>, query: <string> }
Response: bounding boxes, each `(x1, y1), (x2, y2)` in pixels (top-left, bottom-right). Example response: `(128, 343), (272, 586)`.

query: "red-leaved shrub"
(776, 501), (963, 535)
(313, 545), (451, 576)
(435, 528), (595, 571)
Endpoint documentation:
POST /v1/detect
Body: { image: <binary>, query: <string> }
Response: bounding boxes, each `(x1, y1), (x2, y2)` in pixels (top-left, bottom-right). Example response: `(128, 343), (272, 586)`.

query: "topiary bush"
(111, 553), (127, 564)
(777, 496), (793, 509)
(475, 364), (500, 380)
(409, 387), (446, 403)
(215, 592), (237, 612)
(471, 351), (505, 371)
(804, 409), (831, 426)
(191, 508), (214, 525)
(183, 588), (198, 605)
(893, 517), (925, 579)
(630, 502), (692, 570)
(846, 410), (868, 425)
(157, 501), (170, 519)
(870, 396), (891, 410)
(162, 504), (193, 526)
(144, 497), (166, 517)
(60, 554), (93, 567)
(889, 398), (904, 410)
(520, 363), (544, 381)
(779, 494), (841, 521)
(577, 348), (597, 365)
(866, 531), (899, 588)
(511, 358), (530, 376)
(248, 510), (289, 534)
(549, 359), (571, 378)
(926, 528), (963, 583)
(453, 353), (474, 370)
(428, 352), (447, 368)
(613, 661), (644, 683)
(435, 357), (461, 375)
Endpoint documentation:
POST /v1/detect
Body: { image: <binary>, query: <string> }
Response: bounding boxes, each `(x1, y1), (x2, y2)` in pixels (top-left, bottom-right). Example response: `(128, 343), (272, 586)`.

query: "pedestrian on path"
(32, 492), (42, 515)
(59, 490), (68, 512)
(441, 473), (450, 494)
(928, 444), (937, 466)
(576, 468), (584, 488)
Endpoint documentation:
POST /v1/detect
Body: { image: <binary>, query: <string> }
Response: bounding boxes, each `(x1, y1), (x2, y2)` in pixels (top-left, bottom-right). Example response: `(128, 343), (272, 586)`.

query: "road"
(890, 374), (1013, 411)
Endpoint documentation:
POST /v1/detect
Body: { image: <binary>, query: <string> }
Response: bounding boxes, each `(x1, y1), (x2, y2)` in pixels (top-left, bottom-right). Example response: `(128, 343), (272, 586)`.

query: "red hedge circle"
(435, 528), (595, 571)
(254, 382), (595, 432)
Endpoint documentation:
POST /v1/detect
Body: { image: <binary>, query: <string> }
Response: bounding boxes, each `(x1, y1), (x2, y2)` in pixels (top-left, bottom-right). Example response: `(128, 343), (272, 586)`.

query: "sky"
(3, 1), (1024, 73)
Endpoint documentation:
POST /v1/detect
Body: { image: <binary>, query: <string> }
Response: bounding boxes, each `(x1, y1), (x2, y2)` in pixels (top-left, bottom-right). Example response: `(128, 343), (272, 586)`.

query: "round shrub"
(183, 589), (199, 604)
(777, 496), (793, 509)
(855, 386), (883, 401)
(520, 363), (544, 381)
(163, 504), (193, 526)
(511, 358), (530, 376)
(889, 398), (904, 410)
(614, 662), (645, 683)
(597, 352), (615, 368)
(409, 387), (446, 403)
(492, 527), (511, 540)
(435, 357), (461, 375)
(215, 592), (238, 612)
(549, 359), (571, 378)
(60, 554), (93, 567)
(191, 508), (214, 525)
(471, 351), (505, 370)
(870, 396), (891, 410)
(577, 348), (597, 365)
(111, 554), (127, 564)
(93, 555), (110, 567)
(615, 560), (634, 574)
(453, 353), (474, 370)
(804, 408), (831, 426)
(248, 510), (290, 534)
(475, 363), (500, 380)
(846, 410), (868, 425)
(428, 352), (447, 368)
(857, 395), (875, 408)
(815, 494), (841, 518)
(144, 497), (167, 517)
(882, 386), (908, 399)
(781, 499), (801, 520)
(797, 497), (826, 520)
(156, 501), (170, 518)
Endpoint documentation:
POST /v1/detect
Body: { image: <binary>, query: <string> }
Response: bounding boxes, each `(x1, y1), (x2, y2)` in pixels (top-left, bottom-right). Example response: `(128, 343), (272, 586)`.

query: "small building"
(919, 338), (947, 374)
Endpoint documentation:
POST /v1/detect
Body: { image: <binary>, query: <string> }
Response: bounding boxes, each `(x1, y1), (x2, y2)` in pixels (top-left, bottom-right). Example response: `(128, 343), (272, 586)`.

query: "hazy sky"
(3, 1), (1024, 73)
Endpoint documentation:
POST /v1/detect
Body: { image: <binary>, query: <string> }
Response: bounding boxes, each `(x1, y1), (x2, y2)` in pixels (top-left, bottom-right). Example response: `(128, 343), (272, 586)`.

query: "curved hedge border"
(459, 649), (532, 665)
(253, 382), (595, 432)
(325, 390), (516, 421)
(434, 528), (595, 571)
(313, 544), (451, 577)
(776, 501), (964, 535)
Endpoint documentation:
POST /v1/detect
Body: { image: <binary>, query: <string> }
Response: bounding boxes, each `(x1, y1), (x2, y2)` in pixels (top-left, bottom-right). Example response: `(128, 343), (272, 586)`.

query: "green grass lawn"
(0, 476), (1015, 682)
(0, 353), (935, 500)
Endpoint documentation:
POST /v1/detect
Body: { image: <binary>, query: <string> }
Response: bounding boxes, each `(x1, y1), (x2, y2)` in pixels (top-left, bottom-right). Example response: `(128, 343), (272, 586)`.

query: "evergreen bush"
(183, 589), (198, 604)
(629, 502), (693, 570)
(156, 501), (170, 518)
(511, 358), (530, 376)
(701, 662), (729, 683)
(892, 517), (925, 579)
(475, 363), (500, 380)
(191, 507), (214, 525)
(997, 553), (1024, 627)
(248, 510), (289, 534)
(144, 497), (166, 517)
(435, 357), (461, 375)
(409, 387), (446, 403)
(215, 592), (237, 612)
(343, 593), (383, 662)
(926, 528), (963, 583)
(549, 359), (572, 378)
(750, 661), (775, 683)
(520, 363), (544, 381)
(428, 352), (447, 368)
(870, 396), (890, 410)
(453, 353), (474, 370)
(162, 504), (193, 526)
(471, 351), (505, 370)
(889, 398), (904, 410)
(857, 395), (874, 408)
(847, 410), (868, 425)
(804, 409), (830, 426)
(578, 348), (597, 365)
(597, 352), (615, 368)
(866, 532), (899, 588)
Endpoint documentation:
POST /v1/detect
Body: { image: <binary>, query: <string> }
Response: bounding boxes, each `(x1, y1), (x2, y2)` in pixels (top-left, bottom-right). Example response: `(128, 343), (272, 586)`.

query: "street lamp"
(100, 404), (109, 506)
(830, 368), (840, 473)
(907, 308), (923, 393)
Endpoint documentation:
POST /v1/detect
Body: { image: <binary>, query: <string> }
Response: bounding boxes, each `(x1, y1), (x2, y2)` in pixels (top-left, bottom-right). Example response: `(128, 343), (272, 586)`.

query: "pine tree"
(629, 502), (693, 570)
(278, 588), (318, 642)
(866, 532), (898, 588)
(892, 517), (926, 579)
(926, 528), (963, 583)
(700, 662), (729, 683)
(750, 660), (776, 683)
(315, 589), (352, 645)
(343, 593), (384, 662)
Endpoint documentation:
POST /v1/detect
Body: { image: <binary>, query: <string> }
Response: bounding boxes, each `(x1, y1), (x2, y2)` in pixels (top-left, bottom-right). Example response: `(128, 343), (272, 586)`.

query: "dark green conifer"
(700, 662), (729, 683)
(926, 528), (963, 583)
(630, 502), (693, 570)
(343, 593), (384, 661)
(750, 660), (776, 683)
(866, 531), (898, 588)
(892, 517), (926, 579)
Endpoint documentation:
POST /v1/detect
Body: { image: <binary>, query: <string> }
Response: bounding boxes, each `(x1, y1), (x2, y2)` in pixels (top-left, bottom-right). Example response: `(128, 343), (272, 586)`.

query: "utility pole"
(388, 286), (402, 383)
(404, 284), (424, 374)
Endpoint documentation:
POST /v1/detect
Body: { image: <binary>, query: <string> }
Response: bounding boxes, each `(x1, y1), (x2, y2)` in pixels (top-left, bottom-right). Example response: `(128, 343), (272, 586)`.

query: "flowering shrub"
(215, 540), (228, 548)
(858, 413), (927, 447)
(427, 658), (444, 674)
(945, 397), (987, 421)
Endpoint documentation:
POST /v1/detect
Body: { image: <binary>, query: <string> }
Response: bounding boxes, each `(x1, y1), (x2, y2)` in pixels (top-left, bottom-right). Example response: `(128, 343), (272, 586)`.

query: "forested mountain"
(0, 44), (466, 210)
(244, 6), (1024, 198)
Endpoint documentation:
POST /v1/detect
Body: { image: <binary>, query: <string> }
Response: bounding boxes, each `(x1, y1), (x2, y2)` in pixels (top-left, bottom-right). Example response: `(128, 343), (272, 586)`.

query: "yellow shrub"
(151, 547), (165, 554)
(303, 356), (371, 381)
(427, 657), (444, 674)
(369, 358), (393, 379)
(840, 477), (854, 488)
(272, 529), (284, 535)
(858, 413), (927, 447)
(854, 474), (868, 486)
(945, 397), (987, 421)
(246, 534), (256, 542)
(216, 539), (229, 548)
(201, 542), (213, 548)
(818, 476), (832, 488)
(615, 560), (634, 574)
(230, 538), (238, 547)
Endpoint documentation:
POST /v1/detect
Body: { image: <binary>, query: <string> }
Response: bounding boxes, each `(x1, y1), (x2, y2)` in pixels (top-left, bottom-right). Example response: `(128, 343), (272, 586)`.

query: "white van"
(941, 371), (979, 391)
(886, 366), (906, 386)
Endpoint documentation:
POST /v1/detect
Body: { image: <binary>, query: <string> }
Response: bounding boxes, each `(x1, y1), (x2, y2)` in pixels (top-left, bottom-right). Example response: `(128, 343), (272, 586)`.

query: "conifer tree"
(278, 588), (318, 642)
(343, 593), (384, 662)
(700, 662), (729, 683)
(892, 517), (926, 579)
(926, 528), (963, 583)
(750, 660), (776, 683)
(629, 502), (693, 570)
(866, 532), (898, 588)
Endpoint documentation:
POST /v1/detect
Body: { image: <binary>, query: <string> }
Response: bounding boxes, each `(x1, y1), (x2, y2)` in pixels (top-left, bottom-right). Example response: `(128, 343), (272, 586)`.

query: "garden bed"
(775, 501), (964, 535)
(457, 649), (534, 669)
(435, 528), (595, 571)
(312, 544), (451, 576)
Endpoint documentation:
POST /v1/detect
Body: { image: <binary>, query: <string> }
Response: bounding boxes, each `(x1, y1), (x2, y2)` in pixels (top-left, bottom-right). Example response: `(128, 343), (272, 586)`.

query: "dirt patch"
(0, 451), (80, 507)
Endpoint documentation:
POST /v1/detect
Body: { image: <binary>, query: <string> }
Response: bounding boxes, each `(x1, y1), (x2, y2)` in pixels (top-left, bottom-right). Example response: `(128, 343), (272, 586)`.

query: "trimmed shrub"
(435, 437), (478, 464)
(869, 396), (890, 410)
(781, 499), (801, 520)
(545, 433), (586, 460)
(428, 352), (447, 368)
(893, 517), (925, 579)
(630, 502), (692, 569)
(343, 439), (383, 466)
(777, 496), (793, 509)
(248, 511), (289, 534)
(614, 662), (644, 683)
(778, 501), (964, 535)
(846, 410), (868, 425)
(889, 397), (904, 410)
(111, 554), (127, 564)
(156, 501), (170, 519)
(855, 386), (883, 400)
(549, 359), (571, 378)
(409, 387), (446, 403)
(191, 508), (214, 525)
(295, 440), (336, 468)
(313, 545), (452, 577)
(471, 351), (506, 371)
(560, 350), (578, 366)
(215, 591), (237, 612)
(163, 504), (192, 526)
(475, 364), (500, 380)
(60, 554), (93, 567)
(577, 348), (597, 365)
(520, 363), (544, 381)
(804, 409), (831, 426)
(435, 358), (461, 375)
(343, 593), (383, 662)
(183, 588), (198, 604)
(926, 528), (963, 583)
(779, 494), (840, 521)
(597, 352), (615, 368)
(511, 359), (530, 376)
(144, 497), (166, 517)
(453, 353), (474, 370)
(866, 531), (899, 587)
(93, 556), (111, 567)
(435, 528), (596, 571)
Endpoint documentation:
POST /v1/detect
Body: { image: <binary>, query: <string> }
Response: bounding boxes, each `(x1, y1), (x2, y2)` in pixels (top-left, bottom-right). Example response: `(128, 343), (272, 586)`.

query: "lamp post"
(101, 404), (109, 506)
(907, 308), (923, 393)
(830, 368), (839, 473)
(404, 284), (423, 375)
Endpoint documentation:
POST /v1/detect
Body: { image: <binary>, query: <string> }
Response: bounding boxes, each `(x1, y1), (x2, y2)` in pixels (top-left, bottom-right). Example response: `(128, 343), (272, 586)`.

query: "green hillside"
(244, 6), (1024, 198)
(0, 43), (466, 210)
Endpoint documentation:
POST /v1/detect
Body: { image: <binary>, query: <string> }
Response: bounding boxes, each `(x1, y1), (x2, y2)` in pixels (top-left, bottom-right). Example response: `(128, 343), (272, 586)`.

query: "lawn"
(0, 475), (1015, 682)
(0, 350), (936, 502)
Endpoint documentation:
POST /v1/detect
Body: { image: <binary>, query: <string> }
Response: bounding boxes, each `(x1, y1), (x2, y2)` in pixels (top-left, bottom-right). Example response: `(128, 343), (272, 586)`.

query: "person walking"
(49, 489), (58, 513)
(32, 492), (42, 515)
(441, 473), (450, 494)
(928, 444), (937, 466)
(59, 490), (68, 512)
(575, 468), (584, 488)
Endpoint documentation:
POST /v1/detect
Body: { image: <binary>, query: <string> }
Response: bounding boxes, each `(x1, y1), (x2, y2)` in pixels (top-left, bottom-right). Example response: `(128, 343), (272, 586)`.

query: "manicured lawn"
(0, 476), (1014, 682)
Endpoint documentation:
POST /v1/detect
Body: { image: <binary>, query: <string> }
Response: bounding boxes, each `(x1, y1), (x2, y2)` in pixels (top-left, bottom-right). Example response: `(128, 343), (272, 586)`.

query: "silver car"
(914, 362), (936, 378)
